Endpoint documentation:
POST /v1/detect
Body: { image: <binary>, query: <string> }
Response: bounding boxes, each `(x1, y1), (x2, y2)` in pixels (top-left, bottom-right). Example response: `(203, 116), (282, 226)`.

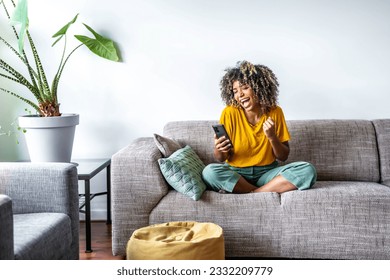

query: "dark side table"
(75, 158), (111, 253)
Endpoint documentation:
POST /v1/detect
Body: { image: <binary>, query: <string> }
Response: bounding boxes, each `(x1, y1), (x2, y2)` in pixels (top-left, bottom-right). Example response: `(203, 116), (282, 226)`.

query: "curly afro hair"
(220, 61), (279, 114)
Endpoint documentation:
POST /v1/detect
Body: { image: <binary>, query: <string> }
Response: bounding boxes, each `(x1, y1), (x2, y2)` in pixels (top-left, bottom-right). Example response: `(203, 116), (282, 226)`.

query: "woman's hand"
(263, 117), (277, 140)
(263, 117), (290, 161)
(214, 134), (232, 162)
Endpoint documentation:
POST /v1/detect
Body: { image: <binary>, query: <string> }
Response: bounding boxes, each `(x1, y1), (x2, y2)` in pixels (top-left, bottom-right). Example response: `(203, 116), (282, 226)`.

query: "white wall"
(1, 0), (390, 219)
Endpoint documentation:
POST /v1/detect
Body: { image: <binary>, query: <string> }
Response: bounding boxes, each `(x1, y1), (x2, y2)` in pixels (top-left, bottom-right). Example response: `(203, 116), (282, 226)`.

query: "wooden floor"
(79, 221), (125, 260)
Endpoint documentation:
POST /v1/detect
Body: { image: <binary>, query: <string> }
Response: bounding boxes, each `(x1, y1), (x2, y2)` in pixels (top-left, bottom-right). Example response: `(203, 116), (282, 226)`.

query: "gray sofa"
(111, 119), (390, 259)
(0, 163), (79, 260)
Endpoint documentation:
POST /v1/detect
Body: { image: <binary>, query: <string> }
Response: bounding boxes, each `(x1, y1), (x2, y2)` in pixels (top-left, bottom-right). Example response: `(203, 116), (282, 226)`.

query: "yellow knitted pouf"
(126, 221), (225, 260)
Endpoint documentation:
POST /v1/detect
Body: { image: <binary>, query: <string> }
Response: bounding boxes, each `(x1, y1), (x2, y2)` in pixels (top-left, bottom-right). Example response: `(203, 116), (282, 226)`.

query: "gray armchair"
(0, 162), (79, 260)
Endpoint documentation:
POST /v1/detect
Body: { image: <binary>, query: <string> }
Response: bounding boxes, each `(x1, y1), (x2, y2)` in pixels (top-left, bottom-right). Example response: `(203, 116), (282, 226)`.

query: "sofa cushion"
(158, 145), (207, 201)
(281, 181), (390, 259)
(285, 120), (380, 182)
(13, 213), (72, 260)
(150, 190), (283, 258)
(153, 133), (182, 157)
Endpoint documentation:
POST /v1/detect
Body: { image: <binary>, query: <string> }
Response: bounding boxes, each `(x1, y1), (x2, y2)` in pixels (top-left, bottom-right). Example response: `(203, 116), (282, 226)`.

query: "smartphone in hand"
(212, 124), (233, 148)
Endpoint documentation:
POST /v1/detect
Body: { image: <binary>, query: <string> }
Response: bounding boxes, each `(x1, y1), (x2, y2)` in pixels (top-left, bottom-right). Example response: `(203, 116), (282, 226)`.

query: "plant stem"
(52, 43), (83, 98)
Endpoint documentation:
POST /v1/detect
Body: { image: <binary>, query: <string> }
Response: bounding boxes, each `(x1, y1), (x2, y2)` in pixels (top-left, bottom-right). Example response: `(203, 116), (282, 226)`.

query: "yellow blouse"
(220, 105), (290, 167)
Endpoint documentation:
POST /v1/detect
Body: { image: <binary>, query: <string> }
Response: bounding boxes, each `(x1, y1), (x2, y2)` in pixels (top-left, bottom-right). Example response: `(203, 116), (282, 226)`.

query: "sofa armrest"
(0, 162), (79, 259)
(111, 137), (169, 255)
(0, 195), (14, 259)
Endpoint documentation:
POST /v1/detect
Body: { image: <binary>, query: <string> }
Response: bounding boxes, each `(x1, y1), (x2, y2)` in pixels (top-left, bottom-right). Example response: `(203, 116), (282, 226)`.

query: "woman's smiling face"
(232, 80), (258, 111)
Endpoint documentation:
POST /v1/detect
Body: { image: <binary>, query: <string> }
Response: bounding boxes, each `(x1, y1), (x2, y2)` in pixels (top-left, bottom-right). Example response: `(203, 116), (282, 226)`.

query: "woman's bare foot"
(252, 175), (296, 193)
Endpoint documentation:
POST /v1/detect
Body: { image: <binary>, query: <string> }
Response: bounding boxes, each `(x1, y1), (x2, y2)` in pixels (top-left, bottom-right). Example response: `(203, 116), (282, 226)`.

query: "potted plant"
(0, 0), (119, 162)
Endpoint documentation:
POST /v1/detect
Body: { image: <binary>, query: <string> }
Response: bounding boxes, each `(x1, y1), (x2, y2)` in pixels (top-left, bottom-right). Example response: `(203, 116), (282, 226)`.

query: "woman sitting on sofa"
(202, 61), (317, 194)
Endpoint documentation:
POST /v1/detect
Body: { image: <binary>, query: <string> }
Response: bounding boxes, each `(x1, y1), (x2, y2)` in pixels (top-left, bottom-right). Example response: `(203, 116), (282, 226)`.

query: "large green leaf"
(9, 0), (29, 53)
(75, 24), (119, 62)
(51, 13), (79, 47)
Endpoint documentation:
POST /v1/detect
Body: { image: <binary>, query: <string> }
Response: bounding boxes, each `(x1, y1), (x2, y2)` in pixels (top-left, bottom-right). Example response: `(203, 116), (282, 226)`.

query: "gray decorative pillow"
(153, 133), (182, 157)
(158, 145), (206, 201)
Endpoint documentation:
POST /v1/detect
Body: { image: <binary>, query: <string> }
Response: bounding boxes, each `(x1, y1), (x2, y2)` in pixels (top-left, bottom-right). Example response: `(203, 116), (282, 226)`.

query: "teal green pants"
(202, 161), (317, 193)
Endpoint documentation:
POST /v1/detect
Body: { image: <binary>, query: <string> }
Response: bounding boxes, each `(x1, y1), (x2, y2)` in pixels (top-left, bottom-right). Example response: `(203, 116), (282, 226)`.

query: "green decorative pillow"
(158, 145), (206, 201)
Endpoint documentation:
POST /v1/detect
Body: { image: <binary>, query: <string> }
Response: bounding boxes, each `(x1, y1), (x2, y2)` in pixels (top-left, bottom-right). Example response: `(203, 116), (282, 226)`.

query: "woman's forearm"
(269, 138), (290, 161)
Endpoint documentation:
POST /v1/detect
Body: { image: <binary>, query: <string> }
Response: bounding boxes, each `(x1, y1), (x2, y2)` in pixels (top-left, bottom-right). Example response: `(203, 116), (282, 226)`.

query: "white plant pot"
(18, 114), (79, 163)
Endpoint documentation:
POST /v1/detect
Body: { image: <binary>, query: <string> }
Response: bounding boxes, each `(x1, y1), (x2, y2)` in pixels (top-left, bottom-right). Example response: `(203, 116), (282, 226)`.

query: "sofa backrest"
(163, 119), (381, 182)
(285, 120), (379, 182)
(164, 121), (218, 165)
